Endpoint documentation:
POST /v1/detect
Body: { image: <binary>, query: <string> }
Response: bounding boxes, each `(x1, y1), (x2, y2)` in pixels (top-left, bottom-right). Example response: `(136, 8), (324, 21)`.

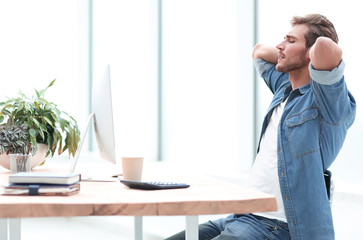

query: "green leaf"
(29, 128), (37, 137)
(34, 101), (40, 110)
(43, 116), (53, 126)
(38, 90), (45, 97)
(47, 79), (56, 89)
(30, 117), (41, 128)
(35, 89), (40, 98)
(18, 101), (24, 110)
(39, 129), (45, 140)
(31, 137), (37, 148)
(57, 135), (63, 155)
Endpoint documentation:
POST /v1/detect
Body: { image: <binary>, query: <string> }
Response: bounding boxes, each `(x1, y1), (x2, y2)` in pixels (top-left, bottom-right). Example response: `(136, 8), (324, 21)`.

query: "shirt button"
(281, 172), (284, 176)
(285, 196), (288, 200)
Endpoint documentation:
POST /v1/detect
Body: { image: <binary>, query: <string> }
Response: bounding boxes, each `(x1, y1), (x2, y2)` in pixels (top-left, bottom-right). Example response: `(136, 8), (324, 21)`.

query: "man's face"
(275, 24), (310, 73)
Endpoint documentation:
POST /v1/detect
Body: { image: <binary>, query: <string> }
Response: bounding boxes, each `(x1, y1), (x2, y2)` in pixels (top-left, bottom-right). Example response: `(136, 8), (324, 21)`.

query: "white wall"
(0, 0), (89, 138)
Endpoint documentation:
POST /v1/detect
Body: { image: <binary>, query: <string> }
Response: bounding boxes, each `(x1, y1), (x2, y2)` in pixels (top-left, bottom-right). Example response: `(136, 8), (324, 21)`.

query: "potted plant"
(0, 123), (34, 154)
(0, 123), (36, 172)
(0, 80), (81, 169)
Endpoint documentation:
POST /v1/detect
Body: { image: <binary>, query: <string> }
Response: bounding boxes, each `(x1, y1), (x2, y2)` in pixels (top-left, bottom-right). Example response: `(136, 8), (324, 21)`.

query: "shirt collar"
(297, 83), (310, 94)
(284, 82), (310, 96)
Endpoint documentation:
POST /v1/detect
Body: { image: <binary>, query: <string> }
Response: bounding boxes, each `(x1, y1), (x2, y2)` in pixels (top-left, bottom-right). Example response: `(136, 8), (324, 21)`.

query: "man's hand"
(252, 43), (279, 63)
(309, 37), (342, 71)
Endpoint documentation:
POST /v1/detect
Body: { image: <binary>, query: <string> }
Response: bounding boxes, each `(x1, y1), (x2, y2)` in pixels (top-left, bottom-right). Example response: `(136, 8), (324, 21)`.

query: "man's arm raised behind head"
(252, 43), (279, 63)
(309, 37), (342, 71)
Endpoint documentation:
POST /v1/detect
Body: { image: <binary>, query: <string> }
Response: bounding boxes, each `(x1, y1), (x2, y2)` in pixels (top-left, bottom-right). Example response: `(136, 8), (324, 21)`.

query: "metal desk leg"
(9, 218), (21, 240)
(186, 216), (199, 240)
(0, 218), (8, 240)
(134, 216), (143, 240)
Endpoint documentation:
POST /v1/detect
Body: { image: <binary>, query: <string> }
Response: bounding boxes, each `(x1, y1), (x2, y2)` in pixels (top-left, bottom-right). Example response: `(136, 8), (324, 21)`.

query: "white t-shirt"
(248, 100), (287, 222)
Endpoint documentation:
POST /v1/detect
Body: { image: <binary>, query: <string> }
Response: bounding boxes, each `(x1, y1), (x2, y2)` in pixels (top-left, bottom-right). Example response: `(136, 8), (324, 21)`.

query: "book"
(1, 183), (80, 196)
(9, 172), (81, 185)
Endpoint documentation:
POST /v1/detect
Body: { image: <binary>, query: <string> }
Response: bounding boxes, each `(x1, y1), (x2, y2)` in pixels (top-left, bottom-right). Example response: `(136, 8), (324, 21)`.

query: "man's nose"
(276, 42), (284, 51)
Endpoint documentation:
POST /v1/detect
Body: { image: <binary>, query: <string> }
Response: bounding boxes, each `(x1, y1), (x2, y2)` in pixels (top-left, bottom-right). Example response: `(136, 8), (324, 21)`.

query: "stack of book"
(2, 172), (81, 196)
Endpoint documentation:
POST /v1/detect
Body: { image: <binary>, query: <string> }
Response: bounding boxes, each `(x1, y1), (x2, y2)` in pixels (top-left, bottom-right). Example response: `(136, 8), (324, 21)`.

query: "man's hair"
(291, 14), (339, 48)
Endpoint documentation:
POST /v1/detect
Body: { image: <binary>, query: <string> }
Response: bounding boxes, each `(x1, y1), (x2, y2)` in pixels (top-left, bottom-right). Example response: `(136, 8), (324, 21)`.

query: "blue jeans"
(165, 214), (290, 240)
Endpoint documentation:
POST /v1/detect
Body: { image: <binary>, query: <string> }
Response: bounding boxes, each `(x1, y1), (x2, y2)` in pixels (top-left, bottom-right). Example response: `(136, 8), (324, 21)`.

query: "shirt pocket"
(286, 107), (320, 158)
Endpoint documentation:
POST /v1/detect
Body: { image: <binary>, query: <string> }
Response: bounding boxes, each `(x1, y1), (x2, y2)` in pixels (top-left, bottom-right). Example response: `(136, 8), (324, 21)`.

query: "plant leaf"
(30, 117), (41, 128)
(47, 79), (56, 88)
(34, 101), (40, 110)
(43, 116), (53, 126)
(29, 128), (36, 137)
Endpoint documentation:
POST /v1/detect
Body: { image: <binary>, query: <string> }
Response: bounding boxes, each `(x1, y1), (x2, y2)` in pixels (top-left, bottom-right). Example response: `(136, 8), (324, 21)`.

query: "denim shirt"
(254, 58), (356, 240)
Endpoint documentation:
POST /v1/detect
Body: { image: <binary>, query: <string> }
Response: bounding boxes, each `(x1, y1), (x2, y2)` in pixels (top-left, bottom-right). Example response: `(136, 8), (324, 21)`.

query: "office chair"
(324, 170), (334, 205)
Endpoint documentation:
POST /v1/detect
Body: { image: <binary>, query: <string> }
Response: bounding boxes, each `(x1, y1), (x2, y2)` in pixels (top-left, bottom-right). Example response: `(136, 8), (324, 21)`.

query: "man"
(166, 13), (356, 240)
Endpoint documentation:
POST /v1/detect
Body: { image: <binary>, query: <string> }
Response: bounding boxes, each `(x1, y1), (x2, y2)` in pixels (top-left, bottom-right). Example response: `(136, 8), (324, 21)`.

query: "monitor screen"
(70, 65), (116, 173)
(92, 65), (116, 164)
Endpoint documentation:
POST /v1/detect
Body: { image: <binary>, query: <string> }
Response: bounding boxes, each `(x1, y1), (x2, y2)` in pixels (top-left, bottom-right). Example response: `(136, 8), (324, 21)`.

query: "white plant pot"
(0, 143), (49, 170)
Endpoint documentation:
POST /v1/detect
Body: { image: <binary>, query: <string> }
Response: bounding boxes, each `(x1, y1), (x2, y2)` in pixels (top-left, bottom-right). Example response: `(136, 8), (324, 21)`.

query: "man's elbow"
(310, 37), (342, 70)
(252, 43), (264, 61)
(252, 44), (278, 63)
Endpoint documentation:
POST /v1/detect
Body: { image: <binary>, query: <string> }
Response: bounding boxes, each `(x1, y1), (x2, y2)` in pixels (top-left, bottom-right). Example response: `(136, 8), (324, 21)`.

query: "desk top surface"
(0, 160), (277, 218)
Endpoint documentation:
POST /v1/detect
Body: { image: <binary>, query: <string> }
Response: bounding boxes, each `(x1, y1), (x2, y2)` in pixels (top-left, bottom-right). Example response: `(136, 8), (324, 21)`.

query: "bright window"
(161, 0), (255, 174)
(93, 0), (158, 161)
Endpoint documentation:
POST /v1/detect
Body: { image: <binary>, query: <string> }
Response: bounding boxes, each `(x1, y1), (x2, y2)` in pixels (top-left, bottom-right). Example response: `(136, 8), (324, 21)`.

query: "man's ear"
(305, 47), (311, 63)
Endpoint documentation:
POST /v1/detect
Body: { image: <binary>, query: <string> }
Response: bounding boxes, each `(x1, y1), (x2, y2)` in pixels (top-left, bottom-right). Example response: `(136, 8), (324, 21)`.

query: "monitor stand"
(69, 113), (119, 182)
(70, 113), (95, 173)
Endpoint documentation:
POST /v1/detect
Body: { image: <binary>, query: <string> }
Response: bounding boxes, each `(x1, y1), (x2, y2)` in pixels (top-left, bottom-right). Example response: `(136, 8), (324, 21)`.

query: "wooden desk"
(0, 161), (277, 240)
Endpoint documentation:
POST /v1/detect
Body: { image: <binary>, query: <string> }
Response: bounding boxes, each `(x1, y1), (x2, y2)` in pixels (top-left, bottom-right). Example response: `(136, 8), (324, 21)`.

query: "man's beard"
(276, 50), (308, 73)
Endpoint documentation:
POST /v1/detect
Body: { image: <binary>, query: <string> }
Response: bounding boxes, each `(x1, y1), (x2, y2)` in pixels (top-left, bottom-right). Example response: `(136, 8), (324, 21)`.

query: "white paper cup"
(122, 157), (144, 181)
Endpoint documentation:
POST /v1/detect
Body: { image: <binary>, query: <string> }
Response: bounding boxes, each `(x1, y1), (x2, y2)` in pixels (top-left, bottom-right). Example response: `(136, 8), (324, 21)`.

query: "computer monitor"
(70, 65), (116, 173)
